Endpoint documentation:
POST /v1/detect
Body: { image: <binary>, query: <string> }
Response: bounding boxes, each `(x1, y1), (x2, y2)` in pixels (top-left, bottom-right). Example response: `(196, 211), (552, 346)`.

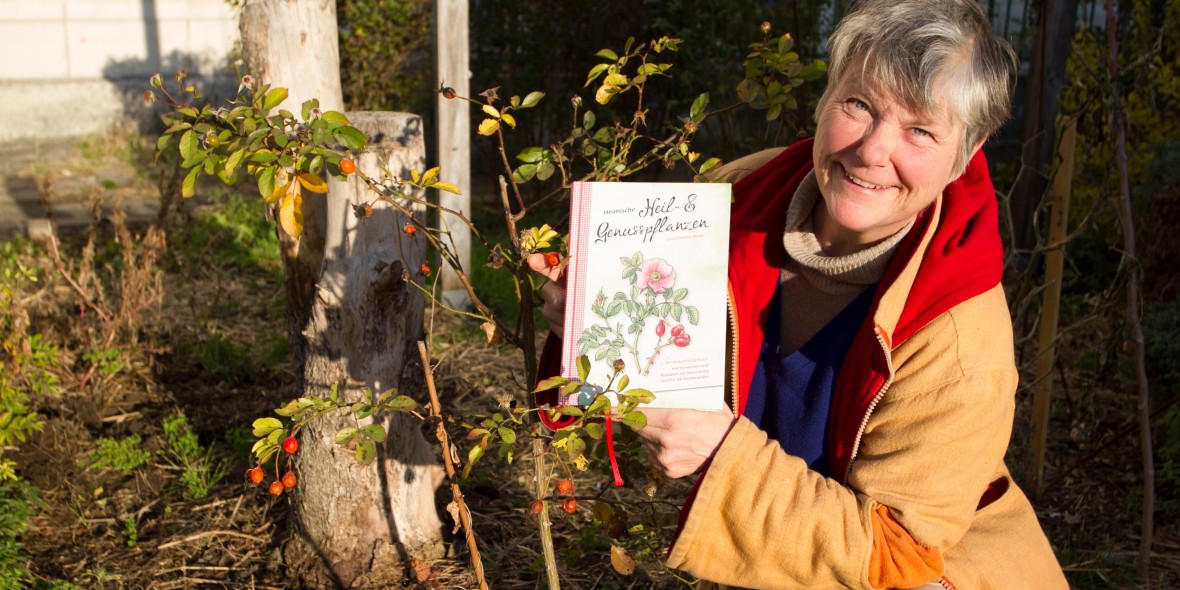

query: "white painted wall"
(0, 0), (239, 140)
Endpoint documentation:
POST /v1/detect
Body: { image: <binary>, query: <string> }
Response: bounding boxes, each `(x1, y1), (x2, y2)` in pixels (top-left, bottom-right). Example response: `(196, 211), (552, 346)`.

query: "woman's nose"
(855, 122), (897, 166)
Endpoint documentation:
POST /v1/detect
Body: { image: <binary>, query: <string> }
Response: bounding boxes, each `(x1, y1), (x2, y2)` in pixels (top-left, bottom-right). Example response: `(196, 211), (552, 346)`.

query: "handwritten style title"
(594, 194), (710, 244)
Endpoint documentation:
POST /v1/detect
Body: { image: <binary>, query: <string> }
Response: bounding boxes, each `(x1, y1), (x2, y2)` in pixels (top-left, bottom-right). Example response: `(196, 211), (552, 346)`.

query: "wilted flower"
(636, 258), (675, 294)
(760, 21), (772, 35)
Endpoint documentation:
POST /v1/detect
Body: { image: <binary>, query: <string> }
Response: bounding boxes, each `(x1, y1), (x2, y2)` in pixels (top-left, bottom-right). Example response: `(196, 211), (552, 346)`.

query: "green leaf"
(181, 165), (200, 198)
(251, 149), (278, 164)
(520, 91), (544, 108)
(335, 427), (359, 444)
(362, 424), (387, 442)
(621, 388), (655, 404)
(178, 129), (198, 162)
(620, 411), (647, 430)
(156, 133), (173, 153)
(698, 157), (721, 176)
(301, 98), (319, 120)
(595, 48), (619, 61)
(497, 426), (516, 444)
(261, 87), (288, 113)
(517, 147), (544, 163)
(252, 417), (283, 438)
(587, 394), (611, 416)
(355, 439), (377, 465)
(577, 355), (591, 382)
(512, 164), (536, 184)
(558, 406), (584, 417)
(617, 375), (629, 392)
(534, 376), (571, 392)
(256, 166), (275, 199)
(537, 161), (555, 181)
(585, 63), (610, 87)
(385, 395), (418, 412)
(686, 305), (700, 325)
(225, 148), (246, 177)
(333, 126), (367, 151)
(321, 110), (350, 125)
(583, 422), (605, 440)
(463, 445), (485, 479)
(583, 110), (596, 130)
(690, 93), (709, 119)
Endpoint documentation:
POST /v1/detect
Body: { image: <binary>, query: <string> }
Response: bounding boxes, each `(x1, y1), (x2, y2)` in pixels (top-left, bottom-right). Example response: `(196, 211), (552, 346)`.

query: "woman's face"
(811, 70), (980, 255)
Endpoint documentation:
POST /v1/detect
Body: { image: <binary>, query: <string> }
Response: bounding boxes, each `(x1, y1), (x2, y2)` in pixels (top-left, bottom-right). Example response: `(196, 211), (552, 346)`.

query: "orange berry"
(282, 436), (299, 454)
(403, 223), (417, 235)
(340, 158), (356, 174)
(269, 481), (284, 496)
(440, 86), (457, 99)
(419, 263), (431, 275)
(544, 252), (561, 267)
(282, 471), (297, 488)
(529, 499), (544, 515)
(561, 498), (577, 514)
(556, 479), (573, 496)
(246, 467), (264, 485)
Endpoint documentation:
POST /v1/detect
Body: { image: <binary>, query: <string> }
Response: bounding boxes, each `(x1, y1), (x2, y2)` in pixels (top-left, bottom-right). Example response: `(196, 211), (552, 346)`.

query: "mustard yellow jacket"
(667, 144), (1068, 589)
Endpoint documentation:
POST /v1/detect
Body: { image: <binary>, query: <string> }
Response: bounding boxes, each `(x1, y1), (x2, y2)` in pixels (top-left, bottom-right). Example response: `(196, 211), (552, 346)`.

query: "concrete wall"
(0, 0), (239, 141)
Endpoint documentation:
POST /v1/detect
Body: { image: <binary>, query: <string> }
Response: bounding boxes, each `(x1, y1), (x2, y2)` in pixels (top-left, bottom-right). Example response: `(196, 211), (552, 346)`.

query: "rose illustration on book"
(577, 252), (701, 375)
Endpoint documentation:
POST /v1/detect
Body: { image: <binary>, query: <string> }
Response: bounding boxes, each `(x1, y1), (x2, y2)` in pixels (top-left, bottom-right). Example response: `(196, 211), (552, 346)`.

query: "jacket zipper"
(726, 282), (740, 415)
(938, 576), (956, 589)
(842, 324), (895, 483)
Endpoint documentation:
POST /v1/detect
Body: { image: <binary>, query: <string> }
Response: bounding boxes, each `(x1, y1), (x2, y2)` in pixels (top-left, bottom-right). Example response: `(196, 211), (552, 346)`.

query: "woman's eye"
(912, 127), (932, 138)
(850, 99), (870, 111)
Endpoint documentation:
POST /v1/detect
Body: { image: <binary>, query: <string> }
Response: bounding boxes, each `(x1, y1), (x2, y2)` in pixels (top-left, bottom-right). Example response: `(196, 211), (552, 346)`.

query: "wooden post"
(435, 0), (472, 308)
(1027, 116), (1076, 495)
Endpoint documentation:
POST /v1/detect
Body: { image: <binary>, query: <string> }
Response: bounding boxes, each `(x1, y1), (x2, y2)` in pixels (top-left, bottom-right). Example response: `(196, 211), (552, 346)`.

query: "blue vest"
(743, 284), (877, 477)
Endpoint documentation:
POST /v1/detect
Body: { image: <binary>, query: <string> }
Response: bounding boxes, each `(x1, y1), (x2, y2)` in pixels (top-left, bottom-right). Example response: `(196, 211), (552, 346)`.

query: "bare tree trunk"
(1104, 0), (1154, 580)
(241, 3), (443, 586)
(1010, 0), (1078, 253)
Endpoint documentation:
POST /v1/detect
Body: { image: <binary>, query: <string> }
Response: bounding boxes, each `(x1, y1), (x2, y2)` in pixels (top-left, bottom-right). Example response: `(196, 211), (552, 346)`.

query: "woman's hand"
(635, 408), (737, 479)
(527, 253), (567, 339)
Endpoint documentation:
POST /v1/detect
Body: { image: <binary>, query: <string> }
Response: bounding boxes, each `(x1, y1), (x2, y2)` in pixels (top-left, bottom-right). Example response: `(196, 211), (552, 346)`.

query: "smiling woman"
(533, 0), (1070, 588)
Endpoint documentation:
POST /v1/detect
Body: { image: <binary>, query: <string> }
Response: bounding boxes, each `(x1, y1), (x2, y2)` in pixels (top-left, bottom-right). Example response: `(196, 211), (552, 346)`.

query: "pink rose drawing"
(636, 258), (675, 294)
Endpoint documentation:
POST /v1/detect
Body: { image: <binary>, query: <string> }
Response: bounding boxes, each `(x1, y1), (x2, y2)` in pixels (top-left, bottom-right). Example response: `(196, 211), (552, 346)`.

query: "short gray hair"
(818, 0), (1017, 170)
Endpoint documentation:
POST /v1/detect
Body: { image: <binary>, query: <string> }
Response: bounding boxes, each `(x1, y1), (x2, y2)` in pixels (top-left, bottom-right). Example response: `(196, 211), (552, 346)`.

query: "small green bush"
(88, 434), (152, 473)
(162, 414), (229, 500)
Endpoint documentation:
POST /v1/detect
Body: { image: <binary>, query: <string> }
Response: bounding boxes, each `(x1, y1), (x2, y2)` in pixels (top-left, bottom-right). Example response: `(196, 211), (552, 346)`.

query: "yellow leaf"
(278, 184), (304, 238)
(421, 166), (440, 186)
(500, 113), (516, 128)
(411, 168), (420, 184)
(574, 455), (590, 471)
(432, 182), (461, 194)
(477, 118), (500, 136)
(297, 172), (328, 193)
(481, 104), (501, 118)
(266, 179), (291, 204)
(610, 545), (636, 575)
(595, 85), (619, 105)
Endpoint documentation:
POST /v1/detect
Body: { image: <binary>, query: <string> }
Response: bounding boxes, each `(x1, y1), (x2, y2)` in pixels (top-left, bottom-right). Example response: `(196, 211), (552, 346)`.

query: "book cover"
(561, 181), (732, 411)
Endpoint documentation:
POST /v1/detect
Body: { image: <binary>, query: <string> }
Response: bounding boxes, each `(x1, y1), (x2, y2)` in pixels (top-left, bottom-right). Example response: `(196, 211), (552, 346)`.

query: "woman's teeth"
(843, 168), (891, 190)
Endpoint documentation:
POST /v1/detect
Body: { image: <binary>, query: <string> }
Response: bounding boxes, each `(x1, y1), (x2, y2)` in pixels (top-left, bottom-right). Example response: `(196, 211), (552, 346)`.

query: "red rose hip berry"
(340, 159), (356, 175)
(282, 471), (297, 488)
(556, 479), (573, 496)
(561, 498), (578, 514)
(269, 481), (284, 496)
(246, 466), (264, 485)
(544, 252), (561, 267)
(282, 436), (299, 454)
(529, 499), (544, 515)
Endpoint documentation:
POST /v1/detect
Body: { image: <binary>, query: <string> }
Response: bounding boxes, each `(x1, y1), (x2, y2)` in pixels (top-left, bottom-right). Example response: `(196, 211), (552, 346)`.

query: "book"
(561, 181), (732, 411)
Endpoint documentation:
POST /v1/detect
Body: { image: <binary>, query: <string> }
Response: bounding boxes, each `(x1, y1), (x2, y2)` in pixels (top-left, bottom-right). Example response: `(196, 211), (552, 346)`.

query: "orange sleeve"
(868, 505), (944, 589)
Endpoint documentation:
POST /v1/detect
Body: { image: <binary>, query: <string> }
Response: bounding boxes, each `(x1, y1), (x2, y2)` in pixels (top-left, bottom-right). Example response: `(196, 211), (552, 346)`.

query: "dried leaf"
(610, 545), (636, 575)
(480, 321), (497, 344)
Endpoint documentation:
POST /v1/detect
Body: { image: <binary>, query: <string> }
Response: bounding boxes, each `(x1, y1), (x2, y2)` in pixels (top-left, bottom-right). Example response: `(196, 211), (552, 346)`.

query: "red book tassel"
(604, 414), (624, 486)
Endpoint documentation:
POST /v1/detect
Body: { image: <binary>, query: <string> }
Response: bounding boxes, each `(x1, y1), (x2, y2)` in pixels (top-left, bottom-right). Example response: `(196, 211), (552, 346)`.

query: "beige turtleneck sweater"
(778, 171), (914, 355)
